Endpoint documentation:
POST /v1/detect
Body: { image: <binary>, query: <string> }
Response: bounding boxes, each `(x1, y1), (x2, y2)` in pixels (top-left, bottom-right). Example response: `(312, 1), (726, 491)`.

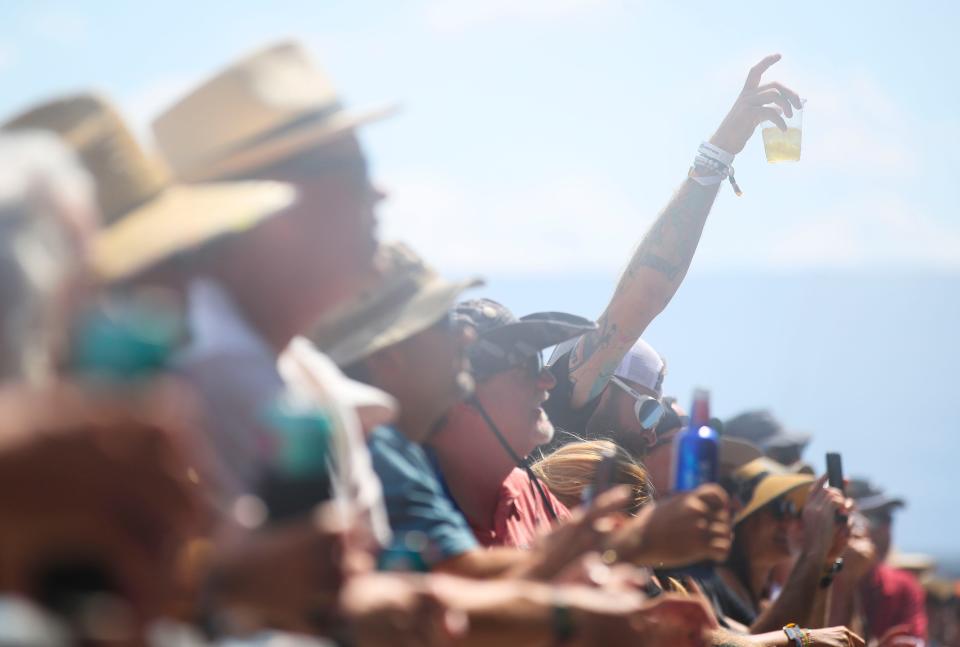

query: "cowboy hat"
(1, 94), (296, 282)
(309, 243), (482, 367)
(152, 41), (397, 182)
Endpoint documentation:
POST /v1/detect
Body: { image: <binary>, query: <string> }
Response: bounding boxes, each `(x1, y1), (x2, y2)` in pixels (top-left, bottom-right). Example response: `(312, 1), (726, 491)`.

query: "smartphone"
(826, 452), (844, 493)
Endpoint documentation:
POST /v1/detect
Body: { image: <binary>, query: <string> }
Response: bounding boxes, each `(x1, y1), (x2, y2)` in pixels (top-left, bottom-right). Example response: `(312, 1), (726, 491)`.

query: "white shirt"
(173, 279), (393, 548)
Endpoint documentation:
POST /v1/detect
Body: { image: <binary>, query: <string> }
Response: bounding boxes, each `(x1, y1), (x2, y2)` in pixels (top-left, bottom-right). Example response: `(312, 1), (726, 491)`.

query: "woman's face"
(740, 498), (803, 566)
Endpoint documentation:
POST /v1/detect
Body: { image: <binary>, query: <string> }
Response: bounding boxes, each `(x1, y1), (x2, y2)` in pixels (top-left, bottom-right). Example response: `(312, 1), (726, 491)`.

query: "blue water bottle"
(673, 388), (719, 492)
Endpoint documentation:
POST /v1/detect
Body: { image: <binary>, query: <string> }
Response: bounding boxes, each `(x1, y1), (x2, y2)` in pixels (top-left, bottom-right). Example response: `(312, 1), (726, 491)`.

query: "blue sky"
(2, 1), (959, 276)
(2, 2), (959, 561)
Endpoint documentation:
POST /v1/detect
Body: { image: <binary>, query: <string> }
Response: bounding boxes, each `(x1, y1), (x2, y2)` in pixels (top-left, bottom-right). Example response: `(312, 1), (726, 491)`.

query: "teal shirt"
(368, 426), (477, 569)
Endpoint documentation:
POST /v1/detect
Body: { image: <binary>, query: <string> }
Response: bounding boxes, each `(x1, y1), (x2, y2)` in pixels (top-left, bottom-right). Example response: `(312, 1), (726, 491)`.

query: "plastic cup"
(762, 100), (804, 163)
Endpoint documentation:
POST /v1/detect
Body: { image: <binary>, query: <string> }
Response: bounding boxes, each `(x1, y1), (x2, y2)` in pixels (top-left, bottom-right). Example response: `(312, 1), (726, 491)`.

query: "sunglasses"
(768, 496), (803, 521)
(610, 376), (666, 431)
(472, 347), (545, 382)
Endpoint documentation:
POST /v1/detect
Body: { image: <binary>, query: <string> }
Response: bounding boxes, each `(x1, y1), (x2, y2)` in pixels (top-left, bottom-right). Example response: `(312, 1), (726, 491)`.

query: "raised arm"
(567, 54), (801, 407)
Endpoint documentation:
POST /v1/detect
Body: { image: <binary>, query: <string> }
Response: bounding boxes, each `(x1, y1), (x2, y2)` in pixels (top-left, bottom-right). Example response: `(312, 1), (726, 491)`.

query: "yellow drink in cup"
(762, 100), (804, 163)
(762, 127), (802, 162)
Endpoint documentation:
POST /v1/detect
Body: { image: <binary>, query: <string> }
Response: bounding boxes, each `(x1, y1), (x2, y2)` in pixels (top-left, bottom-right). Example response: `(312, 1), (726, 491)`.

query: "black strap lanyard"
(467, 395), (559, 524)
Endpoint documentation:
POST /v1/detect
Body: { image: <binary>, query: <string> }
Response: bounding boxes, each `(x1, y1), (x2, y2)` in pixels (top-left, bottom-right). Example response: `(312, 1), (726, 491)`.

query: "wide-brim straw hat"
(310, 243), (483, 367)
(719, 437), (764, 475)
(1, 94), (296, 282)
(152, 41), (397, 182)
(732, 457), (814, 525)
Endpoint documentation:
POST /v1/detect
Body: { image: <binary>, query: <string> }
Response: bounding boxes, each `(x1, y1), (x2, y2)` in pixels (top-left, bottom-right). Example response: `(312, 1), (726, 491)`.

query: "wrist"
(609, 505), (653, 564)
(690, 142), (741, 195)
(708, 131), (740, 157)
(783, 623), (813, 647)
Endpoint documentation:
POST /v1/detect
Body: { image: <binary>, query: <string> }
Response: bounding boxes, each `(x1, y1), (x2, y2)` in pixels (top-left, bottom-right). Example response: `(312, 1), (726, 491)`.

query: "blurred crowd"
(0, 40), (955, 647)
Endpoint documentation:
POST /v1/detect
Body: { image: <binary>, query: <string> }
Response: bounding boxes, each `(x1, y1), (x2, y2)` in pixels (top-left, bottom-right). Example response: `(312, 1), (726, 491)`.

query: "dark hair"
(726, 526), (757, 608)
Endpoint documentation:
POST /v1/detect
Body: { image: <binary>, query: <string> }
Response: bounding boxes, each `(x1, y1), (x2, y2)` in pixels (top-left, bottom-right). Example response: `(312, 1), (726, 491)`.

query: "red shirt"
(860, 563), (928, 641)
(471, 467), (571, 549)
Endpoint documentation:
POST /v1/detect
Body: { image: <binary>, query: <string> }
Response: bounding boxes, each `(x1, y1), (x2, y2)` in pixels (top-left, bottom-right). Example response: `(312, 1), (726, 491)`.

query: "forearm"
(432, 578), (638, 647)
(827, 571), (858, 628)
(750, 552), (824, 634)
(568, 177), (720, 405)
(711, 628), (793, 647)
(444, 579), (555, 647)
(433, 547), (528, 580)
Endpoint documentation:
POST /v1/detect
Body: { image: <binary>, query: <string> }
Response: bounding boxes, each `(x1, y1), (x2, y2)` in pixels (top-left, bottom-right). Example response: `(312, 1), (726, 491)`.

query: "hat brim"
(857, 494), (906, 514)
(180, 103), (399, 182)
(91, 180), (296, 282)
(480, 312), (596, 357)
(762, 430), (812, 450)
(718, 437), (764, 474)
(734, 473), (814, 525)
(279, 337), (397, 430)
(319, 276), (484, 367)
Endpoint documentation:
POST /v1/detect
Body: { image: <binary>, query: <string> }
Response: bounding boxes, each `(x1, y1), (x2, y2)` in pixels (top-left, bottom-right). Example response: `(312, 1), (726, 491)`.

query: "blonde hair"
(531, 439), (652, 514)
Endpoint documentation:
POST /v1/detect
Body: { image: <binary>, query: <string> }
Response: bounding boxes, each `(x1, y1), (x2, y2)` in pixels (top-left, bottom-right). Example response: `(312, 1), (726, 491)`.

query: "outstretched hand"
(710, 54), (803, 155)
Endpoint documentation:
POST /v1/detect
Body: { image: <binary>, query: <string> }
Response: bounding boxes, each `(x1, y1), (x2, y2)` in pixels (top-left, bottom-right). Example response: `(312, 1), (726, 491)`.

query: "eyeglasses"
(769, 497), (803, 521)
(610, 376), (666, 431)
(471, 347), (545, 382)
(518, 351), (544, 379)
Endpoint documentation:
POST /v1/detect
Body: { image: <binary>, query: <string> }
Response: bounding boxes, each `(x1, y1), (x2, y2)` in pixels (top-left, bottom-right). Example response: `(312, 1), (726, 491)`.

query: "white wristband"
(689, 173), (724, 186)
(699, 142), (735, 166)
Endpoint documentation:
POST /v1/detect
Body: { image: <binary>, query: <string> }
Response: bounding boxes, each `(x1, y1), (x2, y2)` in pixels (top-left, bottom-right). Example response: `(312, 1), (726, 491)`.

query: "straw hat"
(719, 437), (764, 475)
(309, 243), (482, 367)
(1, 94), (296, 282)
(732, 457), (814, 524)
(152, 41), (397, 182)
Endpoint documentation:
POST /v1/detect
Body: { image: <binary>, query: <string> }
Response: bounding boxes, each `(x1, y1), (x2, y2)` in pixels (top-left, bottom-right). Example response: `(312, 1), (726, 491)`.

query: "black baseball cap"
(847, 478), (905, 516)
(453, 298), (596, 380)
(724, 410), (811, 451)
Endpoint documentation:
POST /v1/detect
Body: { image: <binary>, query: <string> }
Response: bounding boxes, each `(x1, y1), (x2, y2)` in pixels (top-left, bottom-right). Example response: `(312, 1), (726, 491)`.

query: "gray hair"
(0, 131), (95, 382)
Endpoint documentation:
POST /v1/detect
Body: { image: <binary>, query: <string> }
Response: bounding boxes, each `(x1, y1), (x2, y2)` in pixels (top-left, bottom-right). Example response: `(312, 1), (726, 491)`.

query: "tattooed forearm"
(621, 178), (719, 289)
(569, 316), (623, 401)
(569, 315), (617, 372)
(566, 178), (721, 407)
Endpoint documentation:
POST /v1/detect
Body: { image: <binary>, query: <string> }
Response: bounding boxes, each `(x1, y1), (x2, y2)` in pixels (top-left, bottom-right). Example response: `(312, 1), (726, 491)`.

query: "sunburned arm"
(567, 179), (719, 407)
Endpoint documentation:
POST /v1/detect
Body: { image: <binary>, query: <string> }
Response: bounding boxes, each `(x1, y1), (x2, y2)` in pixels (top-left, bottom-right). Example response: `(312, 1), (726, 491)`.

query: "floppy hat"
(309, 243), (482, 367)
(152, 41), (397, 182)
(732, 457), (814, 524)
(724, 410), (811, 451)
(1, 94), (296, 282)
(453, 299), (596, 380)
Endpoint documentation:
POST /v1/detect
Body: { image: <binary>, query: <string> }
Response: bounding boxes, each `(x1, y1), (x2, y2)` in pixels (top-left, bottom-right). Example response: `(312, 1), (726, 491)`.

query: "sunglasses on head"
(610, 376), (666, 431)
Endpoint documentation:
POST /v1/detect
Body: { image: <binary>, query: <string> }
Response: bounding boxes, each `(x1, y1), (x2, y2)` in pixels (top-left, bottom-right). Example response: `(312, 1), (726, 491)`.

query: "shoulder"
(369, 426), (433, 479)
(876, 564), (925, 596)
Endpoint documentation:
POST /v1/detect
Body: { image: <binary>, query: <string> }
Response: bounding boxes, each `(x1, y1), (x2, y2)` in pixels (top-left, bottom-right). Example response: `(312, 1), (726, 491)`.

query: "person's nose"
(536, 366), (556, 390)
